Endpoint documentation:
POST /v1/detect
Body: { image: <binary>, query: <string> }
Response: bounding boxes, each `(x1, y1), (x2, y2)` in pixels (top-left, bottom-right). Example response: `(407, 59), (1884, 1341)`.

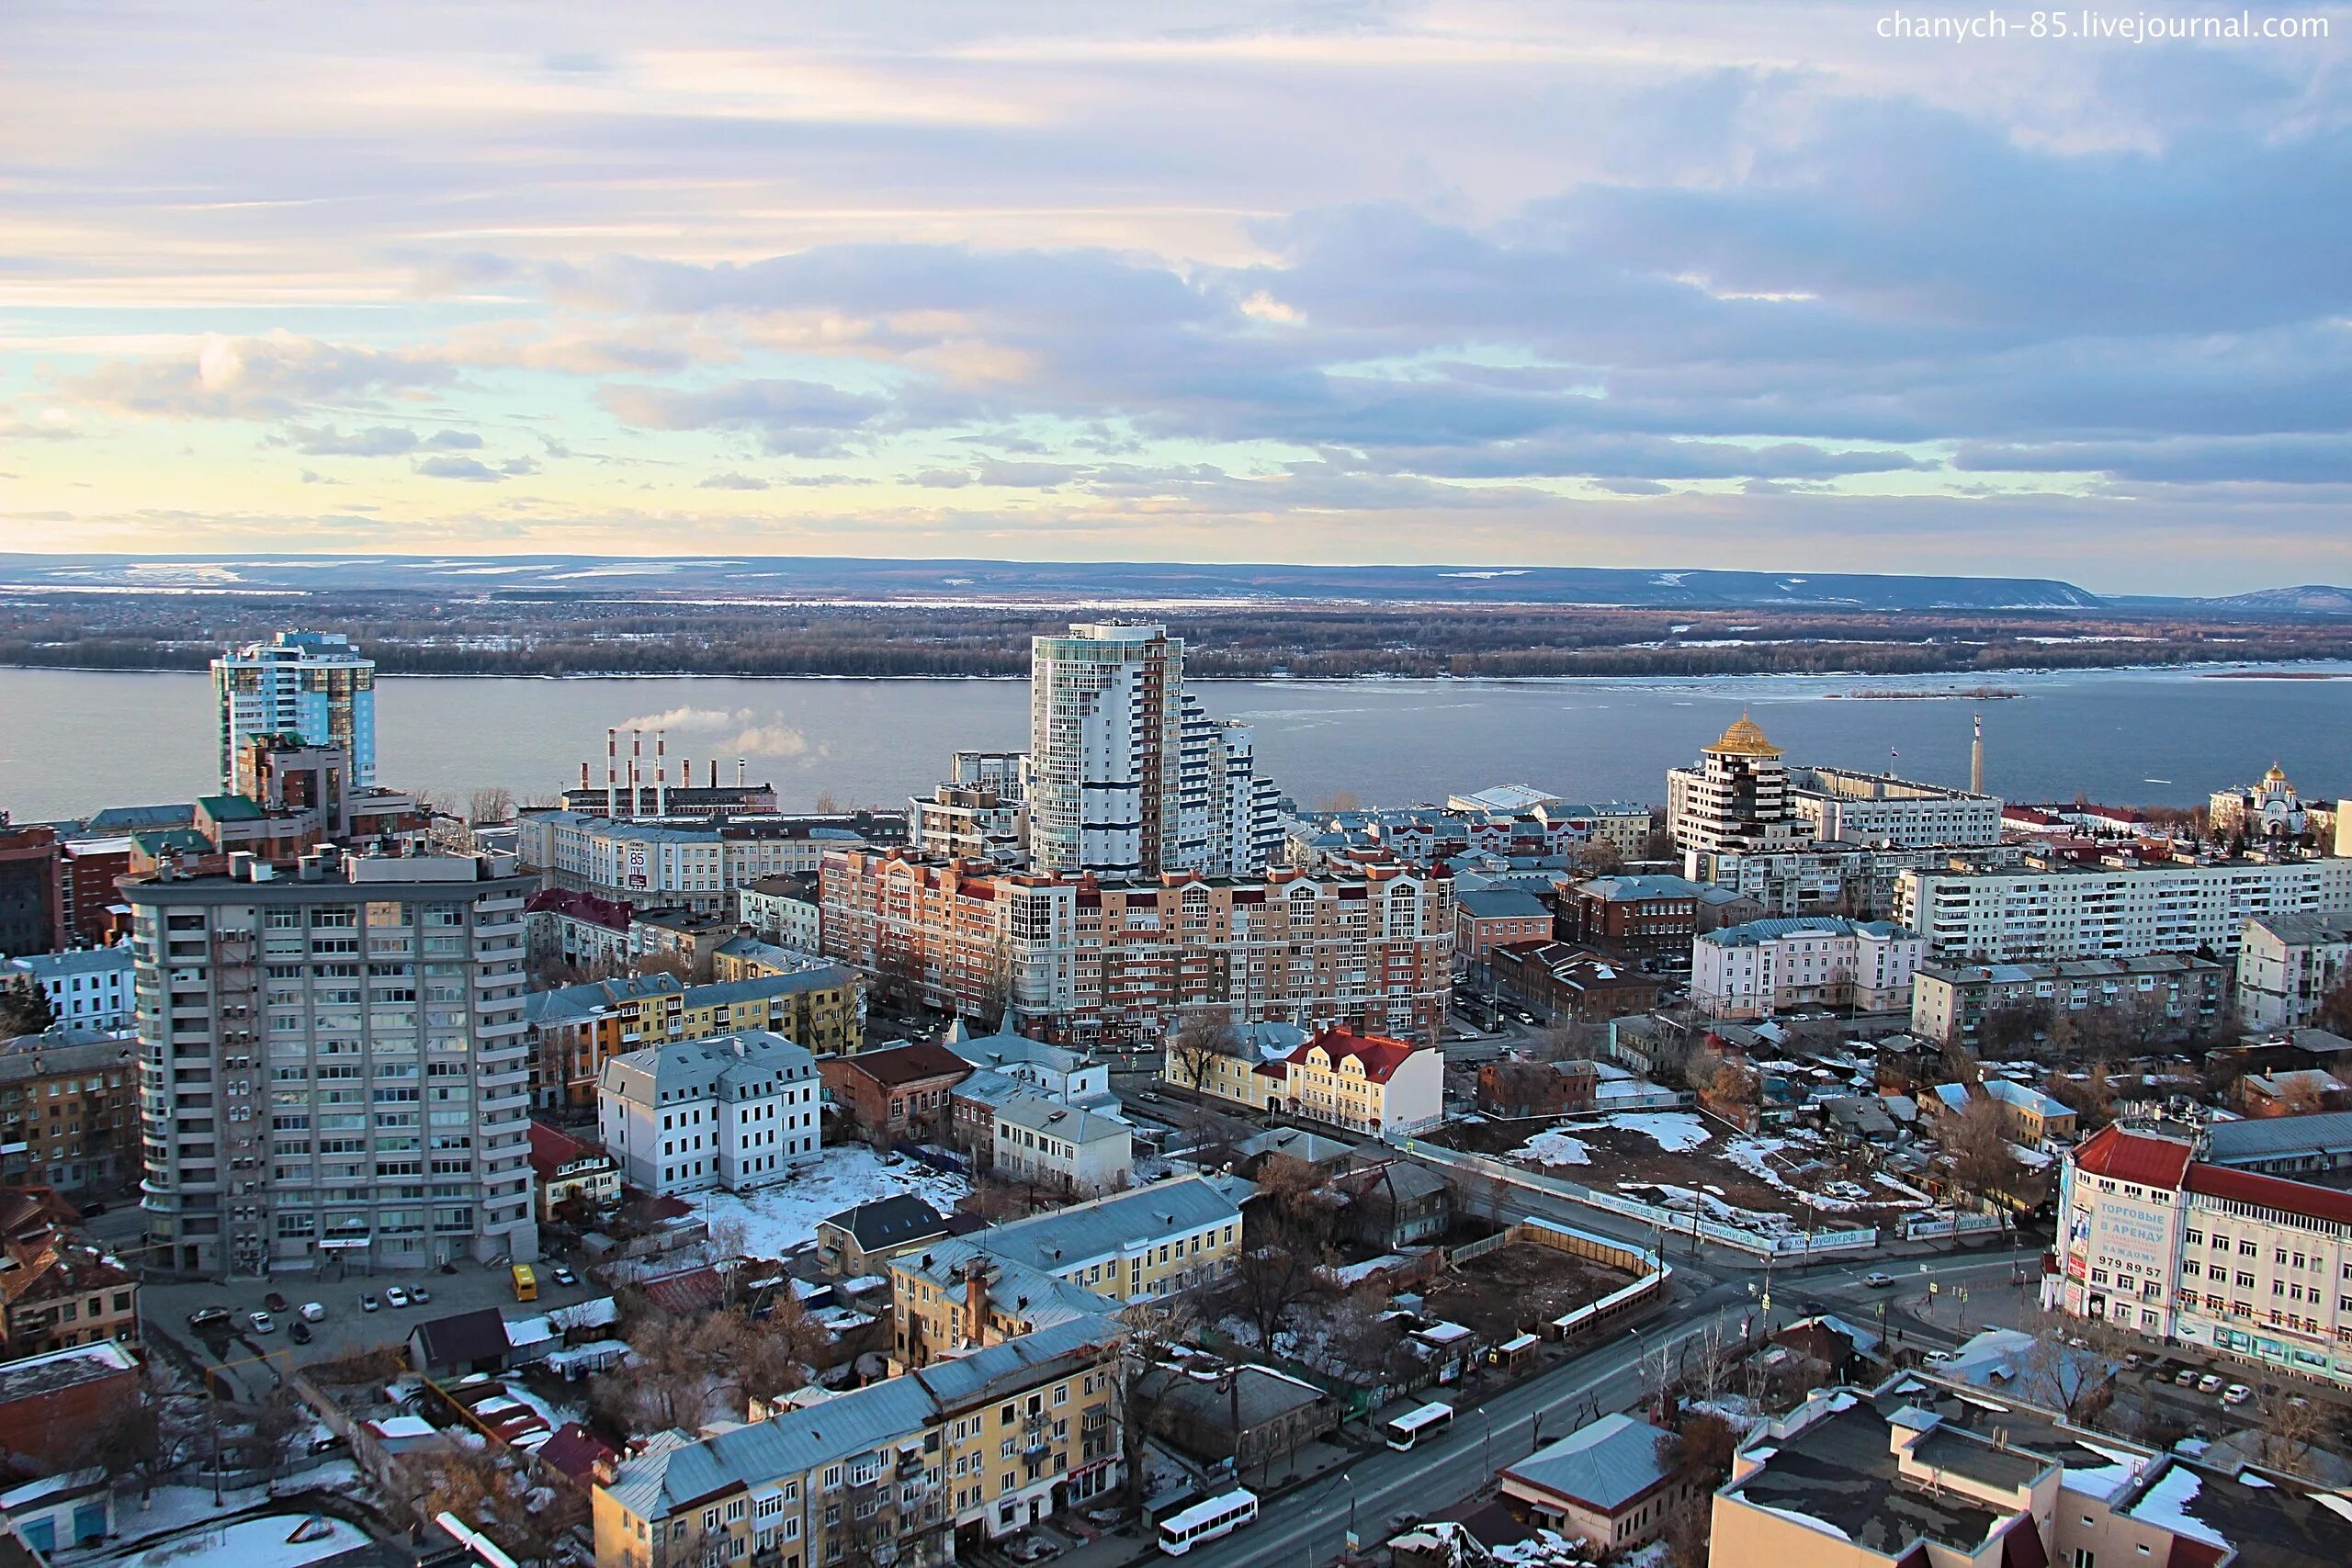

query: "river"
(2, 663), (2348, 823)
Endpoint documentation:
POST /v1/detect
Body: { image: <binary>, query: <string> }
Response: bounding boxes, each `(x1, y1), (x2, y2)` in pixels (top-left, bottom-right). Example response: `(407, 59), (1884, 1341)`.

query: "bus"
(510, 1263), (537, 1302)
(1158, 1489), (1258, 1556)
(1383, 1400), (1456, 1451)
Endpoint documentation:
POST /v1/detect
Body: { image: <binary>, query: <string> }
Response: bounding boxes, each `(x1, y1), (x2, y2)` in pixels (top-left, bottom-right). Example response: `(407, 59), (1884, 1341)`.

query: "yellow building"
(888, 1176), (1244, 1365)
(526, 965), (863, 1108)
(593, 1319), (1123, 1568)
(1273, 1027), (1447, 1137)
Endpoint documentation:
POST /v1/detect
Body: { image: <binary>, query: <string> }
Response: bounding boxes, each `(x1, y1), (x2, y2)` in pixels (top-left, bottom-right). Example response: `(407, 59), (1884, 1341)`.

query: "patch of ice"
(2127, 1466), (2226, 1548)
(1600, 1111), (1712, 1152)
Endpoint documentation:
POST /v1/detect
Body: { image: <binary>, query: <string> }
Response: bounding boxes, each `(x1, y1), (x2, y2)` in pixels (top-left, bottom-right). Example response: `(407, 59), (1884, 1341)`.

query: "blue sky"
(2, 0), (2346, 592)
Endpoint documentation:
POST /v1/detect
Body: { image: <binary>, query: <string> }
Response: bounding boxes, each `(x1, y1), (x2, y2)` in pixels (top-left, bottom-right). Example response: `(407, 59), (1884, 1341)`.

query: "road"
(1189, 1246), (2041, 1568)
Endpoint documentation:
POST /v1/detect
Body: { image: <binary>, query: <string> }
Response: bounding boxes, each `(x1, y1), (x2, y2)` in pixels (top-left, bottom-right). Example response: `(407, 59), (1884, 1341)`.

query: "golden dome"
(1708, 712), (1783, 757)
(2265, 761), (2290, 784)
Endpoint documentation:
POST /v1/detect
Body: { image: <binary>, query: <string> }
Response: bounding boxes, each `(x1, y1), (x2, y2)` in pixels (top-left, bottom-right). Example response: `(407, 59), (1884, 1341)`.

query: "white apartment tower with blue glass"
(211, 630), (379, 790)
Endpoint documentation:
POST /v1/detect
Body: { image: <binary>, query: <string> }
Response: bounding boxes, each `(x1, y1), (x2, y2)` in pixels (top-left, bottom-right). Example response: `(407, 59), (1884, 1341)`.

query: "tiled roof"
(2069, 1124), (2192, 1189)
(1288, 1027), (1422, 1084)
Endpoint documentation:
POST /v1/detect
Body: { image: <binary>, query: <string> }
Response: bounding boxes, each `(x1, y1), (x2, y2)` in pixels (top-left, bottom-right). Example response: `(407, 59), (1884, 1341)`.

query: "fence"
(1900, 1210), (2010, 1241)
(1404, 1141), (1879, 1260)
(892, 1140), (969, 1176)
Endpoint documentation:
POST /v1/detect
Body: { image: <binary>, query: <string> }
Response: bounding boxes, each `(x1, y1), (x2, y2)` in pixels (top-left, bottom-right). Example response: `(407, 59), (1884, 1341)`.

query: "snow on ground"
(690, 1146), (971, 1258)
(1515, 1129), (1593, 1167)
(119, 1516), (368, 1568)
(1599, 1111), (1712, 1152)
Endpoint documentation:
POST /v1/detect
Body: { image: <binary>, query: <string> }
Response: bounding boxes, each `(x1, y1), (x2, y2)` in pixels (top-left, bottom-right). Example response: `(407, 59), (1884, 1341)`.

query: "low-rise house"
(991, 1097), (1133, 1196)
(945, 1022), (1112, 1106)
(709, 935), (825, 983)
(0, 1340), (138, 1472)
(1157, 1021), (1302, 1112)
(1274, 1027), (1443, 1136)
(1926, 1078), (2077, 1145)
(2237, 1066), (2350, 1117)
(820, 1041), (971, 1140)
(1134, 1362), (1338, 1475)
(597, 1030), (821, 1196)
(528, 1121), (622, 1221)
(1498, 1412), (1696, 1555)
(0, 1468), (110, 1554)
(529, 966), (864, 1111)
(815, 1195), (956, 1278)
(1336, 1159), (1452, 1249)
(628, 908), (742, 982)
(1490, 941), (1662, 1024)
(591, 1318), (1125, 1568)
(524, 886), (635, 974)
(408, 1306), (514, 1376)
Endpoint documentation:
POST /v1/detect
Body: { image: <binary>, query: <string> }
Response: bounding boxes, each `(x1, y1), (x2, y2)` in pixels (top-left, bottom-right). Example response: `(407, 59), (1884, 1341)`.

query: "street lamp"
(1476, 1406), (1494, 1479)
(1341, 1472), (1360, 1556)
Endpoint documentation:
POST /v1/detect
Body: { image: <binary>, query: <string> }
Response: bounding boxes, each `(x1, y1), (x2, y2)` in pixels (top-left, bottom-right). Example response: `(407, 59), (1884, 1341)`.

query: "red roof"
(1288, 1027), (1421, 1084)
(2183, 1162), (2352, 1226)
(536, 1421), (619, 1482)
(528, 1121), (605, 1177)
(2070, 1124), (2192, 1190)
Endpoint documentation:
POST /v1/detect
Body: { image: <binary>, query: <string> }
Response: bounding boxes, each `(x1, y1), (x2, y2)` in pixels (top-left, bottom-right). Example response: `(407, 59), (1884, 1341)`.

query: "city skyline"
(6, 3), (2348, 592)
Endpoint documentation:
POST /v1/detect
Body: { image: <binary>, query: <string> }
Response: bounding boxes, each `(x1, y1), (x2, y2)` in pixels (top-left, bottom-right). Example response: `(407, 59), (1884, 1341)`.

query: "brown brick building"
(1491, 942), (1663, 1025)
(1554, 874), (1706, 951)
(0, 1340), (141, 1472)
(819, 1041), (970, 1138)
(0, 1039), (140, 1197)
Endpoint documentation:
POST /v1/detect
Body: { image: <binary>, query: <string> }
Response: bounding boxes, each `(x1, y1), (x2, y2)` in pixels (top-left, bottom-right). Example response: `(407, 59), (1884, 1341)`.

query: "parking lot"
(143, 1253), (606, 1400)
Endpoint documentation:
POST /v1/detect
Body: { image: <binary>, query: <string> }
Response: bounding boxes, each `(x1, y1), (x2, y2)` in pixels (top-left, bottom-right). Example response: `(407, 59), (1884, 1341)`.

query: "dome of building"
(2265, 761), (2290, 784)
(1707, 712), (1783, 757)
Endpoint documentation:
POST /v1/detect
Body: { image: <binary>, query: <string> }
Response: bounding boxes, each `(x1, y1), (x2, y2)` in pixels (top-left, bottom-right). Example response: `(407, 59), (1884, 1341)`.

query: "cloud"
(282, 424), (423, 457)
(697, 471), (771, 490)
(67, 331), (451, 420)
(597, 377), (889, 456)
(423, 429), (483, 450)
(413, 455), (505, 481)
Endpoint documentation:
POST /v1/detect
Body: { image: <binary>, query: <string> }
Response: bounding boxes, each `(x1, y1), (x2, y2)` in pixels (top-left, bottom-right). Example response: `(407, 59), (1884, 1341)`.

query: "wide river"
(2, 663), (2349, 823)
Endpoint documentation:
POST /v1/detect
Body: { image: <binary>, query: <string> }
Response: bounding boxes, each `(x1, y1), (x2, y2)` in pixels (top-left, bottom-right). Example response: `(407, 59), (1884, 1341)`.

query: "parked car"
(549, 1266), (579, 1288)
(2123, 1353), (2143, 1370)
(300, 1302), (327, 1323)
(2222, 1383), (2253, 1405)
(2175, 1368), (2201, 1386)
(288, 1321), (312, 1345)
(263, 1292), (290, 1313)
(410, 1286), (433, 1305)
(2197, 1374), (2224, 1393)
(187, 1306), (232, 1330)
(248, 1311), (277, 1334)
(384, 1286), (412, 1308)
(360, 1293), (381, 1313)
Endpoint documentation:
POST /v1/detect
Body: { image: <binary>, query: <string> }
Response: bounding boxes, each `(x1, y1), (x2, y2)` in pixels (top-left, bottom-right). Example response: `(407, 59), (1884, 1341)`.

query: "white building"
(735, 875), (823, 955)
(2052, 1122), (2352, 1390)
(121, 847), (537, 1277)
(1028, 623), (1187, 877)
(520, 811), (874, 915)
(2235, 911), (2352, 1031)
(6, 947), (133, 1032)
(1690, 916), (1924, 1020)
(949, 750), (1028, 804)
(596, 1029), (820, 1195)
(1787, 767), (2002, 850)
(991, 1094), (1133, 1195)
(1896, 854), (2352, 964)
(909, 784), (1028, 863)
(1177, 703), (1283, 875)
(944, 1020), (1114, 1106)
(210, 630), (377, 790)
(1666, 715), (1808, 859)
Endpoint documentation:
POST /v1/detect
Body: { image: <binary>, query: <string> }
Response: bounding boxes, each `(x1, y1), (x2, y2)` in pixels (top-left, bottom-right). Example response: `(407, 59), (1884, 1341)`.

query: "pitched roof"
(2182, 1163), (2352, 1227)
(2069, 1124), (2193, 1189)
(1287, 1027), (1424, 1084)
(839, 1041), (971, 1088)
(527, 1120), (610, 1176)
(1502, 1412), (1675, 1512)
(818, 1194), (949, 1253)
(411, 1306), (511, 1369)
(1456, 887), (1552, 920)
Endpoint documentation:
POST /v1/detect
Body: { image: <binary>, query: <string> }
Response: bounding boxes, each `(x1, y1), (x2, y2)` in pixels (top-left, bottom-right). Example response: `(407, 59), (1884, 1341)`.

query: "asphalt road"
(1186, 1246), (2042, 1568)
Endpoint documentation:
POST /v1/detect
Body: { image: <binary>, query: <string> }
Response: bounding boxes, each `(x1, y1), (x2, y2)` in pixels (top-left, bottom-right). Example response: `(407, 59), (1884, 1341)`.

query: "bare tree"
(250, 1387), (309, 1489)
(1572, 838), (1624, 876)
(1942, 1095), (2023, 1209)
(467, 785), (515, 826)
(2251, 1384), (2325, 1477)
(1167, 1011), (1244, 1093)
(1532, 1020), (1603, 1063)
(2016, 1314), (2118, 1425)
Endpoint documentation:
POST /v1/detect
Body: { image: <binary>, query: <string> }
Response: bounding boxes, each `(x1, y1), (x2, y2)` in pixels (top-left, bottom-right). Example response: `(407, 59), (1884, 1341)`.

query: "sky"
(2, 1), (2347, 593)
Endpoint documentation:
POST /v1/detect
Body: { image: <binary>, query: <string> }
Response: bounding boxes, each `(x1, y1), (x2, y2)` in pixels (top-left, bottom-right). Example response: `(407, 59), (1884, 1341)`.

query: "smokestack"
(631, 730), (643, 819)
(737, 757), (746, 787)
(709, 759), (718, 789)
(1971, 712), (1984, 796)
(656, 732), (669, 818)
(606, 728), (618, 819)
(580, 761), (591, 793)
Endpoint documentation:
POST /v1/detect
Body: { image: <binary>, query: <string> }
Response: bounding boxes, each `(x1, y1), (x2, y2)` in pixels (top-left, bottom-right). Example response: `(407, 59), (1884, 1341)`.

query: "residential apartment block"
(1785, 766), (2002, 850)
(888, 1177), (1243, 1364)
(2235, 911), (2352, 1031)
(525, 964), (863, 1109)
(2052, 1122), (2352, 1388)
(1690, 916), (1923, 1020)
(597, 1031), (820, 1195)
(820, 851), (1453, 1045)
(211, 630), (378, 790)
(1896, 852), (2352, 964)
(991, 1097), (1132, 1196)
(0, 1036), (138, 1194)
(736, 874), (823, 956)
(123, 847), (538, 1277)
(521, 811), (880, 916)
(6, 948), (134, 1032)
(593, 1318), (1125, 1568)
(1910, 953), (2229, 1047)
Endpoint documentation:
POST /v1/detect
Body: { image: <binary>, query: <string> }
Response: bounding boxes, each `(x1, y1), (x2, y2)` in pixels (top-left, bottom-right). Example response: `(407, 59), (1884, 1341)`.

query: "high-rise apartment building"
(1665, 715), (1807, 858)
(123, 846), (537, 1278)
(210, 631), (379, 791)
(1027, 624), (1185, 877)
(1896, 852), (2352, 964)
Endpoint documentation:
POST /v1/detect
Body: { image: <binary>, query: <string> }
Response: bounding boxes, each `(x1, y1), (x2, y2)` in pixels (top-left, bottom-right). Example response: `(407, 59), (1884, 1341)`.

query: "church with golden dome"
(2210, 763), (2334, 846)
